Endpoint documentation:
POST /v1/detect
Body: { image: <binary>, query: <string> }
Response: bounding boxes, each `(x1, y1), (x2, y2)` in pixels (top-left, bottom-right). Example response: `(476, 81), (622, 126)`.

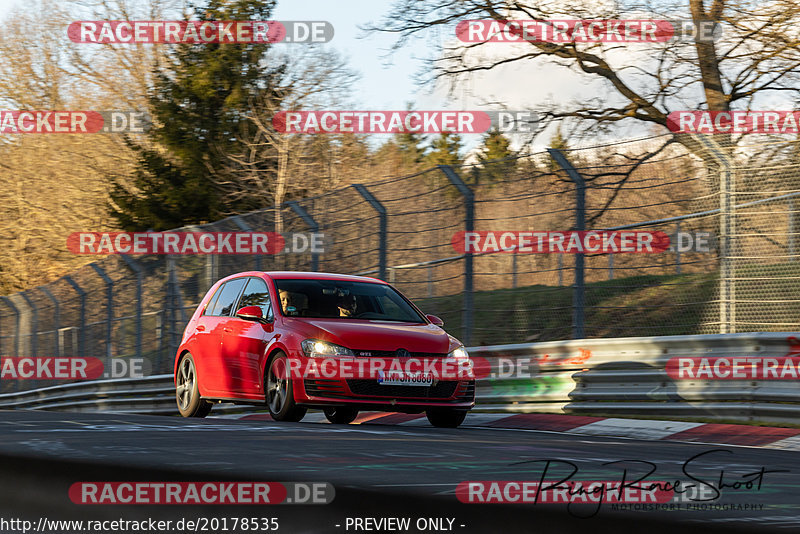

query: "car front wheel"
(266, 352), (307, 422)
(426, 408), (467, 428)
(176, 354), (212, 418)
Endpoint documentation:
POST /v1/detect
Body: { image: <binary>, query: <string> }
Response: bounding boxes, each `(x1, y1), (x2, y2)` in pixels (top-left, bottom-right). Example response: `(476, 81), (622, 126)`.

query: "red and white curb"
(211, 412), (800, 449)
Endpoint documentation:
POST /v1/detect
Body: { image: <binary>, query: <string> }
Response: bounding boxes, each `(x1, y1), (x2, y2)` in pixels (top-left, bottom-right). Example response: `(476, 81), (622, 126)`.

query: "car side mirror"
(236, 305), (268, 323)
(426, 314), (444, 327)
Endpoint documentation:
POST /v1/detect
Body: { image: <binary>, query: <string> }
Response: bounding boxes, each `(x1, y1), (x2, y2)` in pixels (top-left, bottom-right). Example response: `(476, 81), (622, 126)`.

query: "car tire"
(323, 407), (359, 424)
(266, 352), (307, 422)
(176, 353), (212, 418)
(426, 408), (468, 428)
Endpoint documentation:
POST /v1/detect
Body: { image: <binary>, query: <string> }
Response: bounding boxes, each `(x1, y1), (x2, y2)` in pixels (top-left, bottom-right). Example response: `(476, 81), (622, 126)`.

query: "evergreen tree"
(395, 103), (426, 171)
(476, 127), (515, 184)
(396, 130), (427, 170)
(479, 127), (513, 162)
(110, 0), (281, 230)
(425, 132), (464, 167)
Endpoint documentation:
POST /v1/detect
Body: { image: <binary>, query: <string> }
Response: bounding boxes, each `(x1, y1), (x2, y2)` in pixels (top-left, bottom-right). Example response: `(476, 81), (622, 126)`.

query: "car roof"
(213, 271), (386, 286)
(264, 271), (386, 284)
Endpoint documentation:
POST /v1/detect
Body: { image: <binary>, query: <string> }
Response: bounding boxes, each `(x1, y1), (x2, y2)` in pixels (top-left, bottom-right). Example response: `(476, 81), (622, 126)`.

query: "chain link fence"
(2, 133), (799, 392)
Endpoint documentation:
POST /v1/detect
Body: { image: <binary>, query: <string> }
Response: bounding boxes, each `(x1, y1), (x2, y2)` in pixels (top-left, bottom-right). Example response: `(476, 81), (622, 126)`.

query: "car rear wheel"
(426, 408), (467, 428)
(266, 352), (307, 422)
(176, 354), (212, 418)
(323, 407), (359, 424)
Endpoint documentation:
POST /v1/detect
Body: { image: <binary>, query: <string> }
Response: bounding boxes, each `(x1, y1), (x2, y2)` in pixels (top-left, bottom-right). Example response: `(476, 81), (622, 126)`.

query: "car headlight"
(447, 346), (469, 360)
(301, 339), (355, 358)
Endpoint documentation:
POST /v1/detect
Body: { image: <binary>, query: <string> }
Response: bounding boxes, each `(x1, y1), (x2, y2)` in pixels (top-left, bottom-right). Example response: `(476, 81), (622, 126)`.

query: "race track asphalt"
(0, 410), (796, 533)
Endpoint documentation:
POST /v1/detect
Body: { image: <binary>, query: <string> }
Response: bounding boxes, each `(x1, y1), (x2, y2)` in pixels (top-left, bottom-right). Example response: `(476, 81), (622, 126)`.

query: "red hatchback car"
(174, 272), (475, 427)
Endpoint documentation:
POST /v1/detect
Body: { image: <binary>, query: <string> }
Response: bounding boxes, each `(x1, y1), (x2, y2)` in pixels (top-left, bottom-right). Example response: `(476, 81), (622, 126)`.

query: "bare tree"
(0, 0), (182, 291)
(368, 0), (800, 152)
(214, 46), (361, 233)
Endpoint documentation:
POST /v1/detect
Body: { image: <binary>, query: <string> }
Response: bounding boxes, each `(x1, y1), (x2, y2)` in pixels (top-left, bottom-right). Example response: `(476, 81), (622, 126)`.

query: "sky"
(271, 0), (441, 110)
(3, 1), (788, 153)
(0, 0), (495, 147)
(0, 0), (438, 109)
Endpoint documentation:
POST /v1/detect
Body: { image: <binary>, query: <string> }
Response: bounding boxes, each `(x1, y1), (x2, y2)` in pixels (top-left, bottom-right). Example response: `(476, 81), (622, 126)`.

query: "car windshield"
(273, 279), (425, 322)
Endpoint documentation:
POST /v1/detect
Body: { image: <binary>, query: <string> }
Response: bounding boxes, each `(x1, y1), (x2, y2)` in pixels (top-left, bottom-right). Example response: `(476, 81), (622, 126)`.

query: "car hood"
(288, 318), (454, 353)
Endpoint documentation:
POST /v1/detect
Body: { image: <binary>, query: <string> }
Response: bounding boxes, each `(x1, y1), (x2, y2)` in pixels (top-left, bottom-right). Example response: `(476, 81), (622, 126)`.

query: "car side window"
(202, 285), (223, 317)
(238, 278), (273, 320)
(207, 278), (247, 317)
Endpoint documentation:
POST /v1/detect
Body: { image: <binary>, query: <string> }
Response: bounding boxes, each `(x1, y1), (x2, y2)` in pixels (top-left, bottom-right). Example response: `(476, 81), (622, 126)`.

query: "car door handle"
(223, 327), (233, 333)
(195, 325), (206, 332)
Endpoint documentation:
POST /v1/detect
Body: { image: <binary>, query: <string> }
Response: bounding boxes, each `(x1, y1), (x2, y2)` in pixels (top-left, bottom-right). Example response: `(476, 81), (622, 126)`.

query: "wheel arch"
(174, 349), (191, 385)
(262, 345), (301, 401)
(264, 345), (289, 373)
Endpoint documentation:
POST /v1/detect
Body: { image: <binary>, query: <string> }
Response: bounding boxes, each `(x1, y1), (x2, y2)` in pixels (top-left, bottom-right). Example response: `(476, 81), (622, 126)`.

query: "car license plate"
(377, 371), (434, 386)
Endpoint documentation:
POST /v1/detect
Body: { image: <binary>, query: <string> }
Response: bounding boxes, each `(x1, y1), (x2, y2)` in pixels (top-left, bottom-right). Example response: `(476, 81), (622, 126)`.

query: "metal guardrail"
(472, 332), (800, 424)
(1, 332), (799, 424)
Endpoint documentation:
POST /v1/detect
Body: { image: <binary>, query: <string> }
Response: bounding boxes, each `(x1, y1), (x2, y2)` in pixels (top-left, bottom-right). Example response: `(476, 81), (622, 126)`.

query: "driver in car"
(280, 290), (305, 316)
(337, 293), (357, 317)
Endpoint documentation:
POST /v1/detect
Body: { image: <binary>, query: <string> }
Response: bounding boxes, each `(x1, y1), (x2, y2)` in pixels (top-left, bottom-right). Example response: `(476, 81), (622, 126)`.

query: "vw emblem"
(396, 348), (411, 358)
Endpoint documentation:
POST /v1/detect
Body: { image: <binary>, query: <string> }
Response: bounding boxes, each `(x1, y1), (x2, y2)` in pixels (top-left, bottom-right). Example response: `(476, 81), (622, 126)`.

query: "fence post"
(512, 254), (518, 289)
(287, 201), (320, 272)
(206, 255), (217, 293)
(156, 312), (163, 356)
(163, 256), (186, 372)
(63, 275), (86, 356)
(163, 257), (175, 372)
(0, 296), (19, 357)
(608, 254), (614, 280)
(40, 287), (60, 357)
(120, 255), (143, 361)
(352, 184), (387, 281)
(695, 136), (735, 334)
(185, 224), (217, 292)
(789, 200), (796, 262)
(19, 293), (38, 357)
(547, 148), (586, 339)
(437, 165), (474, 345)
(232, 215), (261, 271)
(90, 264), (114, 359)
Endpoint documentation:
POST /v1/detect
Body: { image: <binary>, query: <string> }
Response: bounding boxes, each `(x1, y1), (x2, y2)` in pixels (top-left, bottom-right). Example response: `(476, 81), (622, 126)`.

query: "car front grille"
(351, 350), (448, 358)
(346, 379), (458, 399)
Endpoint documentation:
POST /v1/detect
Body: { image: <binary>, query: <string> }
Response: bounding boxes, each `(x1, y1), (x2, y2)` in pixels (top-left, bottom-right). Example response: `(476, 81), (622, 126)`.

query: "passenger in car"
(337, 293), (357, 317)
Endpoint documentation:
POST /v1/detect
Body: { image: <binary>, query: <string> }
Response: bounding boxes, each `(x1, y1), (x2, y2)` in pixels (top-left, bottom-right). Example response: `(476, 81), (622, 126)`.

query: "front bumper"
(297, 378), (476, 411)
